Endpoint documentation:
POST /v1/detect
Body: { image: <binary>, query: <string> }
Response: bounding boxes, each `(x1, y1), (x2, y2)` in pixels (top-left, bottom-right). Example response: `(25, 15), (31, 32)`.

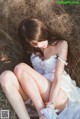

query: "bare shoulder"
(56, 40), (68, 56)
(57, 40), (68, 48)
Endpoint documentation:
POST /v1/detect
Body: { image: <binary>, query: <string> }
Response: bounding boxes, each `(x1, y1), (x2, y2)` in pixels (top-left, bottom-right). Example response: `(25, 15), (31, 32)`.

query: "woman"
(0, 18), (80, 119)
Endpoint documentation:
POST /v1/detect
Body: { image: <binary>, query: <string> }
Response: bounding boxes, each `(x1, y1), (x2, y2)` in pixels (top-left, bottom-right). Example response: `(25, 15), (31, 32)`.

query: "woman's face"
(31, 40), (48, 49)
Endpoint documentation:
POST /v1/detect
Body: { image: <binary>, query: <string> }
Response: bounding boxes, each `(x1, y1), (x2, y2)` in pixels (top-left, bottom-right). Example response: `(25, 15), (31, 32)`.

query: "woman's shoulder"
(54, 40), (68, 56)
(56, 40), (68, 50)
(57, 40), (68, 46)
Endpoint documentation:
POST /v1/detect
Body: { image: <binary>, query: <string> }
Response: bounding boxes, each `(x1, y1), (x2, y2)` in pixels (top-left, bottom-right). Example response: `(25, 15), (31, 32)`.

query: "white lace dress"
(30, 53), (80, 119)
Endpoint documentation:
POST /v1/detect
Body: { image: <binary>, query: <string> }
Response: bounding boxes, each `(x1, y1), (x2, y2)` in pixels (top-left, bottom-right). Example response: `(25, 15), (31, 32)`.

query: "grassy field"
(0, 0), (80, 118)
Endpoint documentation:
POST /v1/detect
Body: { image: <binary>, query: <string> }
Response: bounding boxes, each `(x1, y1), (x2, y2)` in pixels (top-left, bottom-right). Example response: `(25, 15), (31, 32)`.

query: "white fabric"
(58, 100), (80, 119)
(30, 53), (80, 118)
(40, 100), (80, 119)
(57, 56), (68, 66)
(30, 53), (57, 79)
(30, 53), (80, 103)
(40, 106), (58, 119)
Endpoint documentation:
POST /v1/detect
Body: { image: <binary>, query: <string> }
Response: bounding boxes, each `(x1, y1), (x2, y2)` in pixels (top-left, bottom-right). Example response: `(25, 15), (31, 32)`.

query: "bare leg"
(14, 63), (52, 118)
(0, 70), (30, 119)
(14, 63), (69, 119)
(14, 69), (45, 116)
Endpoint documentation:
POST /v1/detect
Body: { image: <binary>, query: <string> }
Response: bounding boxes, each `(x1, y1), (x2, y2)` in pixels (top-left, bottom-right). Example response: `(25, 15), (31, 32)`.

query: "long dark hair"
(18, 18), (66, 64)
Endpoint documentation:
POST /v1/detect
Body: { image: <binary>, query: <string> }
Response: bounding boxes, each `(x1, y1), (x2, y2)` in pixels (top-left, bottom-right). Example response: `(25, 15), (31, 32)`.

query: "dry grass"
(0, 0), (80, 118)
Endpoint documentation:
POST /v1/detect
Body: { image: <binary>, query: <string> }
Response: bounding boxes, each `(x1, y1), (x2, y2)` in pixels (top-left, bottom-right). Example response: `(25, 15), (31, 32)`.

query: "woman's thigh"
(14, 63), (52, 102)
(0, 70), (28, 102)
(18, 83), (29, 102)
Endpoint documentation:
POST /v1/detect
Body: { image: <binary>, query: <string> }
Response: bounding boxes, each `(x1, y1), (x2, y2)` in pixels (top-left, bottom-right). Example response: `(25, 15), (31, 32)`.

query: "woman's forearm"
(49, 77), (61, 108)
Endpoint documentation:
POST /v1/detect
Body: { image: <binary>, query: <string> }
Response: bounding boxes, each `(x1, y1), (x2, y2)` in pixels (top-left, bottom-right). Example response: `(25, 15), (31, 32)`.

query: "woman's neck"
(40, 45), (49, 53)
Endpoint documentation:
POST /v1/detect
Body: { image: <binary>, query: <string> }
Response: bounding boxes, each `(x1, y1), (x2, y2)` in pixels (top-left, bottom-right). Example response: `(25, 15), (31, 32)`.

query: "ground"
(0, 0), (80, 119)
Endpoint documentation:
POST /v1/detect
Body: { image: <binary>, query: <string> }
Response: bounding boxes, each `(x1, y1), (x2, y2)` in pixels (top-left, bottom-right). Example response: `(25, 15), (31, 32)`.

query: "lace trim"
(57, 55), (68, 66)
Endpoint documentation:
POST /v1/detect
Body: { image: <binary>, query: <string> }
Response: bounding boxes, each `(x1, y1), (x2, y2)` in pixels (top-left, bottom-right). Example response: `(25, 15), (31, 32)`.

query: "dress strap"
(57, 55), (68, 66)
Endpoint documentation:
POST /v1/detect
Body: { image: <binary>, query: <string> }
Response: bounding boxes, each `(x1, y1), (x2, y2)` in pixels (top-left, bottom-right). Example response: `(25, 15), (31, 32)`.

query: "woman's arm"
(49, 40), (68, 108)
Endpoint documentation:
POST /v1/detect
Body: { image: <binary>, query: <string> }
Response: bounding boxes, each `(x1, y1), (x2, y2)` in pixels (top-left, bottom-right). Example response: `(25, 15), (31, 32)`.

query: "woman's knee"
(0, 70), (16, 90)
(14, 63), (29, 77)
(14, 63), (34, 84)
